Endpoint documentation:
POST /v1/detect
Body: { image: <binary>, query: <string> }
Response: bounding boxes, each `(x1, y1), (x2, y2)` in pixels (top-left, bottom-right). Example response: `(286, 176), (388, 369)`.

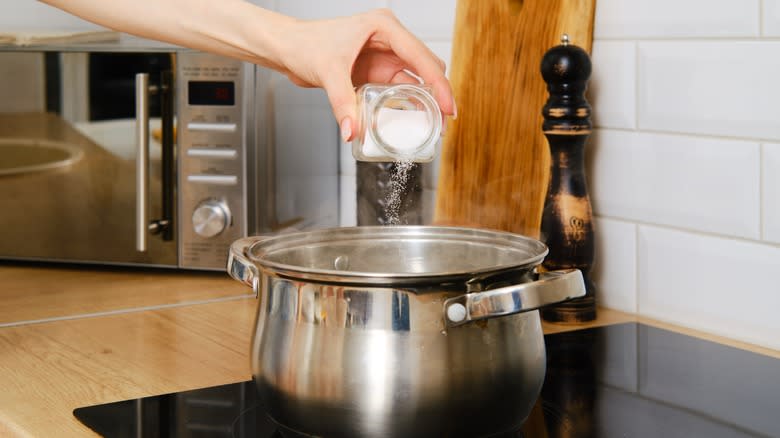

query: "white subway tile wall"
(11, 0), (780, 349)
(763, 143), (780, 243)
(591, 0), (780, 350)
(638, 41), (780, 140)
(424, 41), (454, 76)
(0, 0), (102, 31)
(270, 77), (340, 228)
(592, 217), (637, 313)
(589, 41), (636, 129)
(593, 0), (759, 39)
(388, 0), (457, 40)
(274, 0), (384, 20)
(589, 130), (760, 239)
(339, 139), (357, 178)
(637, 226), (780, 351)
(764, 0), (780, 36)
(339, 174), (358, 227)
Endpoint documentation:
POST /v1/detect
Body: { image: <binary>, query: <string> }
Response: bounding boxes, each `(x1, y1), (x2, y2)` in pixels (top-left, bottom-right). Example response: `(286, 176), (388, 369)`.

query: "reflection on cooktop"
(74, 323), (780, 438)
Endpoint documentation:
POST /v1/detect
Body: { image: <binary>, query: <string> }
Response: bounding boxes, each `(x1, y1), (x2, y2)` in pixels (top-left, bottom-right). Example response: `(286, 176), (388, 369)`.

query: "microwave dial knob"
(192, 200), (230, 238)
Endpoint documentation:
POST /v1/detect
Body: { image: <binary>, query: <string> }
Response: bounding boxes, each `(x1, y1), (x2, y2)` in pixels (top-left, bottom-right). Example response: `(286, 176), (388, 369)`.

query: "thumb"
(323, 73), (357, 142)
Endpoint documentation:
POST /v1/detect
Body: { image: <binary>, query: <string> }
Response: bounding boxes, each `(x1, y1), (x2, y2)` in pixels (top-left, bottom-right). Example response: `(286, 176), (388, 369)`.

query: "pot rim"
(243, 225), (549, 286)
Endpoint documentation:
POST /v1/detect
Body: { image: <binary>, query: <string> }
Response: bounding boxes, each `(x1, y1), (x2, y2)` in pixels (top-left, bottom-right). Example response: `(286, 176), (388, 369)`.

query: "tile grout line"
(0, 294), (256, 329)
(760, 143), (765, 240)
(592, 126), (780, 145)
(595, 36), (780, 42)
(593, 213), (779, 248)
(634, 40), (640, 131)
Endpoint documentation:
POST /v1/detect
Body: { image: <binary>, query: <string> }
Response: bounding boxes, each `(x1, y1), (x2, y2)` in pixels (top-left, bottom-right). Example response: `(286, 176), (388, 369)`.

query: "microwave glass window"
(188, 81), (235, 106)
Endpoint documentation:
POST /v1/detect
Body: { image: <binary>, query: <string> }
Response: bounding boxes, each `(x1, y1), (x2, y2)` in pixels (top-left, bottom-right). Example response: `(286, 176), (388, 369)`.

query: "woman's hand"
(273, 9), (456, 141)
(38, 1), (454, 140)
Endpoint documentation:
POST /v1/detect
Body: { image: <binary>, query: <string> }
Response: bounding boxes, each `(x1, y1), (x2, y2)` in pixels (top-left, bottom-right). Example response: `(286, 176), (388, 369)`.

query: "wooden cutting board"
(434, 0), (596, 238)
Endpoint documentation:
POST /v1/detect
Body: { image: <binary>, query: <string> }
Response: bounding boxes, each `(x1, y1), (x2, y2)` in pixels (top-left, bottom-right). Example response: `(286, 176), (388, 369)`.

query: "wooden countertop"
(0, 263), (256, 437)
(1, 265), (778, 437)
(0, 296), (258, 437)
(0, 263), (251, 326)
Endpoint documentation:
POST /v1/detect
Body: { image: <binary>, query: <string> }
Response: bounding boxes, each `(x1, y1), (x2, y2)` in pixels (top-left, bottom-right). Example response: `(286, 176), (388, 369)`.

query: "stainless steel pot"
(227, 226), (585, 438)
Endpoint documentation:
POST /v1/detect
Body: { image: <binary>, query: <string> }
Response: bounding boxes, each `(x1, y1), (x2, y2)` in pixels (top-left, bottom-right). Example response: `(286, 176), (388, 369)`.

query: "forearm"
(40, 0), (294, 70)
(39, 1), (455, 127)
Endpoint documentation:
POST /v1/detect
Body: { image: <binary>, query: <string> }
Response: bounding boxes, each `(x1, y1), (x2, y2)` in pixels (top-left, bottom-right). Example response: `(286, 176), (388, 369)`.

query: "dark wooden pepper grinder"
(539, 34), (597, 323)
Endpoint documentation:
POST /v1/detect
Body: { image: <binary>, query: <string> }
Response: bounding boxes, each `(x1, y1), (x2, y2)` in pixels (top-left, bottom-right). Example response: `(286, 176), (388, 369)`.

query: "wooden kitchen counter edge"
(0, 263), (250, 324)
(1, 302), (778, 437)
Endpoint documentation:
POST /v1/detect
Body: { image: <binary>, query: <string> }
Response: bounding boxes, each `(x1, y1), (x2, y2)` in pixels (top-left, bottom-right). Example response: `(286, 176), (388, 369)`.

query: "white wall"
(9, 0), (780, 350)
(0, 1), (102, 31)
(588, 0), (780, 351)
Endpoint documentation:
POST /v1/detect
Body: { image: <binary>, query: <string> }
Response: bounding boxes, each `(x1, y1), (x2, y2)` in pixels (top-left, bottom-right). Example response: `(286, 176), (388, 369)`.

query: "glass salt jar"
(352, 83), (442, 163)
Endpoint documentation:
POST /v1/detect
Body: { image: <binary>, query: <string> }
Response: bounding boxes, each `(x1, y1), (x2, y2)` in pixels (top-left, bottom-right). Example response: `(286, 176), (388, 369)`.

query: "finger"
(286, 73), (316, 88)
(373, 13), (455, 116)
(390, 69), (423, 85)
(431, 54), (446, 73)
(322, 70), (358, 142)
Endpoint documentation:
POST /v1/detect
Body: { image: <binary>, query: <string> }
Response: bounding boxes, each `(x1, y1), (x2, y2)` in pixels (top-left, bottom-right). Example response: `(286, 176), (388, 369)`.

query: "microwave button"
(186, 174), (238, 185)
(187, 122), (237, 132)
(186, 148), (238, 159)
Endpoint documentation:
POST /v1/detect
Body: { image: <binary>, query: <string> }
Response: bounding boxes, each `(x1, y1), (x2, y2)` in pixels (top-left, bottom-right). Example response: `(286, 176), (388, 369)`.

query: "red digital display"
(188, 81), (235, 106)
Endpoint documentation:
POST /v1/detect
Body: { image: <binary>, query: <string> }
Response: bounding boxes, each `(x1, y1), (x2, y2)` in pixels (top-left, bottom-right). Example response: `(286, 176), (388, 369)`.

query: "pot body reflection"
(251, 276), (547, 438)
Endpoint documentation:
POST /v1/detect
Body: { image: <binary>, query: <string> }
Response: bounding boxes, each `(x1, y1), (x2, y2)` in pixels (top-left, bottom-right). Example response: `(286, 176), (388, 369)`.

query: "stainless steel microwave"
(0, 37), (339, 270)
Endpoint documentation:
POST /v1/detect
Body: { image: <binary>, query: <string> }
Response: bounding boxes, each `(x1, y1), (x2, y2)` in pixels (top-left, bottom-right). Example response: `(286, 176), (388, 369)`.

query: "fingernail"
(340, 118), (352, 142)
(452, 98), (458, 120)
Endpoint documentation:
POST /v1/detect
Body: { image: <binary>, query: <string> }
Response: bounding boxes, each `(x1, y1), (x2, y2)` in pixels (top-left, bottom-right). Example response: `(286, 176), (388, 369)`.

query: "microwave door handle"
(154, 70), (174, 241)
(135, 73), (151, 252)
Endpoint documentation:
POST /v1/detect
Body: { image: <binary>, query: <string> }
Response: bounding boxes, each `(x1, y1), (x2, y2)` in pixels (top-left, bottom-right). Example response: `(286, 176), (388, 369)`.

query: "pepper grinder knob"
(539, 35), (597, 323)
(540, 33), (592, 132)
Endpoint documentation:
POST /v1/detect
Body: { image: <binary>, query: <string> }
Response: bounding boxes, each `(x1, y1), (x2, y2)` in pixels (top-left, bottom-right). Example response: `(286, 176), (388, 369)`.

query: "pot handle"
(443, 269), (586, 327)
(227, 237), (262, 298)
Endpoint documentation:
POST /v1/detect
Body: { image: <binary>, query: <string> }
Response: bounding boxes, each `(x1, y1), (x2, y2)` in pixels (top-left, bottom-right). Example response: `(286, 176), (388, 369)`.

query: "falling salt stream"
(384, 160), (415, 225)
(362, 107), (431, 225)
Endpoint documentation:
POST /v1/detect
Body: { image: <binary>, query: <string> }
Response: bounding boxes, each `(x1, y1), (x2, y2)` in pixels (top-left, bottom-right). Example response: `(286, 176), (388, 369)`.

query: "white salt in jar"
(352, 84), (442, 163)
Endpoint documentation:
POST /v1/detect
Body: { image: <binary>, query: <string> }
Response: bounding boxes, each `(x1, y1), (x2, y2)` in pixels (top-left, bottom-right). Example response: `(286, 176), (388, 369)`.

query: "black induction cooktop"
(73, 323), (780, 438)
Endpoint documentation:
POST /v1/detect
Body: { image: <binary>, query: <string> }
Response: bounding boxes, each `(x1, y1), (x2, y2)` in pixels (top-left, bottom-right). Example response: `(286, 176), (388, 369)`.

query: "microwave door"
(0, 52), (176, 267)
(135, 70), (176, 254)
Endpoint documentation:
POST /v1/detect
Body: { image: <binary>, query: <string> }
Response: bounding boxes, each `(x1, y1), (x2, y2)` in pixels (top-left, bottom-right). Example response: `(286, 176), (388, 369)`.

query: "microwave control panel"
(177, 52), (248, 270)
